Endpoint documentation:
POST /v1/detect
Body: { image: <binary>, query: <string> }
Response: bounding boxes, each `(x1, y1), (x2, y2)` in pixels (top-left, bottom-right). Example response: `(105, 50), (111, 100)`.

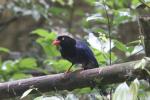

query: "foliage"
(32, 29), (72, 72)
(0, 0), (149, 99)
(0, 57), (37, 81)
(113, 79), (140, 100)
(32, 29), (59, 57)
(0, 47), (10, 53)
(21, 88), (37, 99)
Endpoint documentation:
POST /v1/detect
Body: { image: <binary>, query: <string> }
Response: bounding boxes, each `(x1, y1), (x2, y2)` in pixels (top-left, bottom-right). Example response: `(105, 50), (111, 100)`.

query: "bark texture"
(0, 60), (149, 99)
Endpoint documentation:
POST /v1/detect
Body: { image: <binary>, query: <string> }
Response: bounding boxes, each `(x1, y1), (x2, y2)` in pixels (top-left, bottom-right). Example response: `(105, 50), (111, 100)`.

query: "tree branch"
(0, 60), (149, 99)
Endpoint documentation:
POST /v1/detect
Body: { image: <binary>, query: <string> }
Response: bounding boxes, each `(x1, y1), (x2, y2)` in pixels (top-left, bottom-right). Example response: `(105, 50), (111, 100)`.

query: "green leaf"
(113, 9), (132, 25)
(37, 38), (59, 56)
(48, 32), (57, 40)
(32, 29), (50, 37)
(113, 79), (140, 100)
(49, 7), (66, 15)
(144, 68), (150, 76)
(0, 59), (2, 69)
(52, 59), (72, 72)
(86, 14), (104, 21)
(0, 47), (10, 53)
(2, 60), (17, 72)
(32, 29), (56, 40)
(33, 29), (58, 57)
(34, 96), (64, 100)
(127, 40), (141, 45)
(134, 58), (146, 69)
(20, 88), (35, 99)
(126, 46), (134, 53)
(129, 79), (140, 100)
(135, 57), (150, 75)
(34, 96), (44, 100)
(96, 53), (107, 64)
(132, 0), (140, 7)
(12, 73), (31, 80)
(52, 0), (65, 5)
(114, 40), (127, 52)
(19, 58), (37, 69)
(113, 82), (130, 100)
(85, 0), (96, 5)
(74, 87), (91, 94)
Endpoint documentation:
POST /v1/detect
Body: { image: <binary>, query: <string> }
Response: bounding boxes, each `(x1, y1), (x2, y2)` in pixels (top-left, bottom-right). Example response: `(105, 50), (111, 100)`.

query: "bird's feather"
(54, 35), (99, 70)
(75, 40), (99, 69)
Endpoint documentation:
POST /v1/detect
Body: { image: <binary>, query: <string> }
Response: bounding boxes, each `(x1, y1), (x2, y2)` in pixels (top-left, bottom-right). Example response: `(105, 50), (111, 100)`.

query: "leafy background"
(0, 0), (149, 99)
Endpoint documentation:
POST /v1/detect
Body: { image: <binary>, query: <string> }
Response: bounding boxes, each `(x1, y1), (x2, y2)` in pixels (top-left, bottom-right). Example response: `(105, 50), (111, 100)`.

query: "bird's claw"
(64, 70), (72, 74)
(64, 68), (83, 74)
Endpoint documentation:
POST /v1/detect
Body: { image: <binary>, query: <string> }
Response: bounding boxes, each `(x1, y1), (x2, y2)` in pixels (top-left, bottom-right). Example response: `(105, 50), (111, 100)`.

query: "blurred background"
(0, 0), (148, 99)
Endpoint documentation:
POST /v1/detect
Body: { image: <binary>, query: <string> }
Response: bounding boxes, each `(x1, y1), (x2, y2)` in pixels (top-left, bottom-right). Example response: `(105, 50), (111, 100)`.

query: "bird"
(52, 35), (99, 72)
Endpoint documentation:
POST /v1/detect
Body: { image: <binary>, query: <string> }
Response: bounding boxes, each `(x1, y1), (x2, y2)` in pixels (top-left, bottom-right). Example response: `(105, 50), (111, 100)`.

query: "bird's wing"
(76, 40), (99, 67)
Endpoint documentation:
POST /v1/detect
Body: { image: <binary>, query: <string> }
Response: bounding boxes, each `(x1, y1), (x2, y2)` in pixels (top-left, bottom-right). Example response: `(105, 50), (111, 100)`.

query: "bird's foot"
(64, 70), (72, 74)
(63, 70), (72, 79)
(64, 64), (73, 74)
(64, 68), (84, 75)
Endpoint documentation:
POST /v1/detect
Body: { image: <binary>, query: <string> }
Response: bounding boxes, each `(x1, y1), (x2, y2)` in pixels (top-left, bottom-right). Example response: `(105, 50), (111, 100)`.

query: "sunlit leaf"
(113, 82), (130, 100)
(134, 58), (146, 69)
(93, 49), (106, 64)
(131, 45), (144, 55)
(49, 7), (65, 15)
(2, 60), (17, 72)
(114, 40), (127, 52)
(34, 96), (64, 100)
(52, 0), (65, 5)
(12, 73), (32, 80)
(87, 33), (102, 51)
(132, 0), (140, 8)
(21, 88), (35, 99)
(87, 33), (114, 53)
(113, 79), (140, 100)
(48, 32), (57, 40)
(36, 38), (59, 56)
(0, 47), (10, 53)
(127, 40), (141, 45)
(144, 68), (150, 76)
(32, 29), (58, 57)
(32, 29), (50, 37)
(67, 0), (74, 6)
(129, 79), (140, 100)
(86, 14), (104, 21)
(113, 9), (133, 25)
(19, 58), (37, 69)
(32, 29), (56, 40)
(52, 59), (72, 72)
(85, 0), (96, 5)
(34, 96), (44, 100)
(74, 87), (91, 94)
(65, 93), (78, 100)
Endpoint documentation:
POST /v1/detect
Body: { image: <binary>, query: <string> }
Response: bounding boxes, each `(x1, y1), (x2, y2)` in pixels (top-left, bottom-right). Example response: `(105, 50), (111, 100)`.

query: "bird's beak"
(52, 39), (60, 46)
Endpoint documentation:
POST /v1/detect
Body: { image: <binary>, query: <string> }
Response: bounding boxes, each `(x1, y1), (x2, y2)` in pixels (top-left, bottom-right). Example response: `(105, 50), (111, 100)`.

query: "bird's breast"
(60, 48), (85, 64)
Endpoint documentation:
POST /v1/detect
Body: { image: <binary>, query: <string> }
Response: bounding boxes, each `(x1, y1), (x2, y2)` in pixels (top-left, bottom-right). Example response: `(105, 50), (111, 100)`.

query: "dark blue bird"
(52, 35), (99, 72)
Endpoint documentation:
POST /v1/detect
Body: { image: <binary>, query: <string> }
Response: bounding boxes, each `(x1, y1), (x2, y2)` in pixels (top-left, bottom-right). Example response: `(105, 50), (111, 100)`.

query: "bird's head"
(52, 35), (76, 48)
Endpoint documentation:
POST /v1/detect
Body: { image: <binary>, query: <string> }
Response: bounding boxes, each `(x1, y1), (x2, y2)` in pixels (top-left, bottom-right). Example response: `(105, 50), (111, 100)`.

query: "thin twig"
(102, 0), (112, 65)
(68, 3), (75, 33)
(115, 48), (144, 63)
(139, 0), (150, 8)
